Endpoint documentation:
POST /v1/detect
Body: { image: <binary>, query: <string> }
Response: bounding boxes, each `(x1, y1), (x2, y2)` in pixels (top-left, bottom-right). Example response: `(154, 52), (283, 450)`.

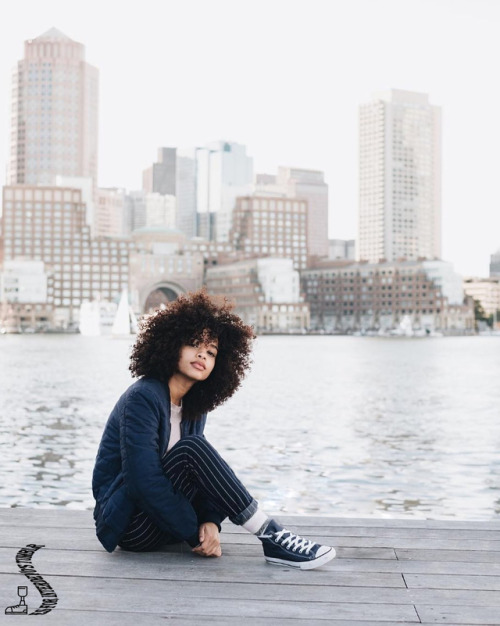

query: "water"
(0, 334), (499, 519)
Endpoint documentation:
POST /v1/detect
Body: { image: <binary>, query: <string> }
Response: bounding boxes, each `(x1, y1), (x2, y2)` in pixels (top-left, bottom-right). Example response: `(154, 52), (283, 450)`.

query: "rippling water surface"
(0, 334), (499, 519)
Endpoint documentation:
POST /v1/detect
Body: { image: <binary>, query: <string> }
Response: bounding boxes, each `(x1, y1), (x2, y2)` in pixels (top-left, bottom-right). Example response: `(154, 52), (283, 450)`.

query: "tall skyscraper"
(276, 167), (329, 260)
(359, 89), (441, 263)
(142, 147), (177, 196)
(197, 141), (254, 242)
(7, 28), (99, 186)
(175, 148), (198, 239)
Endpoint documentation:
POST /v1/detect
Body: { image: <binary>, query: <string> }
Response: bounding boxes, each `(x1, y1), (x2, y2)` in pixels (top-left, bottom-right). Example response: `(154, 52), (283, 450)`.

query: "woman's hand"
(192, 522), (222, 557)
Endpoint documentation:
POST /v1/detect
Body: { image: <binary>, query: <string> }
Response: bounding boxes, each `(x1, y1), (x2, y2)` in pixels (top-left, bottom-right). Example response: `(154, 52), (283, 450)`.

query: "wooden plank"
(323, 558), (500, 577)
(2, 611), (422, 626)
(0, 508), (94, 528)
(405, 573), (500, 591)
(0, 526), (104, 551)
(279, 536), (500, 552)
(276, 516), (500, 532)
(196, 532), (500, 552)
(396, 548), (500, 563)
(280, 525), (500, 541)
(416, 604), (500, 624)
(405, 589), (500, 606)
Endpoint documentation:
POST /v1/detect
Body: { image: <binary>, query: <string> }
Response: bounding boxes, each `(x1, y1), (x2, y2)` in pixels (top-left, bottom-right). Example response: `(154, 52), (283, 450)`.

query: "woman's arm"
(119, 386), (200, 546)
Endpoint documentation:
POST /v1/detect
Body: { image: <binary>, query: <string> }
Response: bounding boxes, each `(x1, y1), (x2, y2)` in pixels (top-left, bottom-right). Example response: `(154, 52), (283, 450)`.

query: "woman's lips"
(191, 361), (206, 371)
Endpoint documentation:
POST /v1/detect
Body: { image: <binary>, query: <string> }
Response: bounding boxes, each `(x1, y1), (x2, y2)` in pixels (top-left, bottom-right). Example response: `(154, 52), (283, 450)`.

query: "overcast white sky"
(1, 0), (499, 276)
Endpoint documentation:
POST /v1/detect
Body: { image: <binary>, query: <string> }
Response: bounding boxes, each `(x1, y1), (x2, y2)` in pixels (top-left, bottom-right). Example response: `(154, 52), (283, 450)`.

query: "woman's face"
(176, 335), (219, 383)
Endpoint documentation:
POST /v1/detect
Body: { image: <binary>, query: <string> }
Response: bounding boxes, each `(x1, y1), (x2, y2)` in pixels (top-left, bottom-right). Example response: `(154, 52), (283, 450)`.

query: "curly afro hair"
(129, 290), (255, 420)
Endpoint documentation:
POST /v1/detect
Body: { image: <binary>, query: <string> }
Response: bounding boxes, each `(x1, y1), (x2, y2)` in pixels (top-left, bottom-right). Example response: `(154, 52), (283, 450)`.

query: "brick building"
(1, 185), (131, 329)
(301, 259), (473, 333)
(206, 257), (309, 332)
(230, 196), (308, 271)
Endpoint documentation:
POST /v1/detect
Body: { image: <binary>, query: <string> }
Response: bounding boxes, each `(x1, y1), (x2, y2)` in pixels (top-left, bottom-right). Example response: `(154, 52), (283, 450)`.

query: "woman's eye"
(208, 351), (216, 358)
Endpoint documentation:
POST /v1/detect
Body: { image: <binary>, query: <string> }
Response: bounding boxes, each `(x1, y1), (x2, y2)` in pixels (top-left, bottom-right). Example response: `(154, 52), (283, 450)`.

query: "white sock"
(242, 509), (269, 535)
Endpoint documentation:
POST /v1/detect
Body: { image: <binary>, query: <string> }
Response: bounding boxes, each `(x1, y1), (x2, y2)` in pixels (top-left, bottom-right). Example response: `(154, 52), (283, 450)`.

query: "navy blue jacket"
(92, 377), (224, 552)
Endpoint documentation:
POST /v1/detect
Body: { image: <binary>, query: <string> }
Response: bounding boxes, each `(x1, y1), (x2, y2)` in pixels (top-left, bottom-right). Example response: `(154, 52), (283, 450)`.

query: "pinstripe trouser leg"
(118, 435), (257, 551)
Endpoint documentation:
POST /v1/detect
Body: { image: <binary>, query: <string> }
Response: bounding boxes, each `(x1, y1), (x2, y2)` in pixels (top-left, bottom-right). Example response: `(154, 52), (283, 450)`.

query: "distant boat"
(78, 299), (119, 336)
(390, 315), (414, 337)
(111, 290), (138, 337)
(78, 301), (101, 336)
(386, 315), (443, 338)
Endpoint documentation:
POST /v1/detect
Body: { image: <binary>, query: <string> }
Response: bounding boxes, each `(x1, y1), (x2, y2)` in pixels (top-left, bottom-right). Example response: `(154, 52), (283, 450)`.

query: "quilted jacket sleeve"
(120, 386), (200, 546)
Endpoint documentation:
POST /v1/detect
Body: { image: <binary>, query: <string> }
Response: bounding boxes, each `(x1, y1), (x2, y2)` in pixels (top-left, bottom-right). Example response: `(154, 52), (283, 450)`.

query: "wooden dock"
(0, 509), (499, 625)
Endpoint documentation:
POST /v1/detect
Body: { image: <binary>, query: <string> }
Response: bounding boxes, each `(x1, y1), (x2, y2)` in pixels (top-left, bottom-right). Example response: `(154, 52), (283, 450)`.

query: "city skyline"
(1, 0), (500, 276)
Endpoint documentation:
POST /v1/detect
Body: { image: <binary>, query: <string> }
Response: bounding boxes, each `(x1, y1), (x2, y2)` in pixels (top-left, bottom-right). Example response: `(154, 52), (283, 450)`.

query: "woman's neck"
(168, 373), (195, 406)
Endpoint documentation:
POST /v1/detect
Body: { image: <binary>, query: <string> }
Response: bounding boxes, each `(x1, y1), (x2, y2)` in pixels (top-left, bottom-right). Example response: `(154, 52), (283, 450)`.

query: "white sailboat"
(78, 299), (117, 336)
(111, 290), (138, 337)
(78, 301), (101, 336)
(390, 315), (414, 337)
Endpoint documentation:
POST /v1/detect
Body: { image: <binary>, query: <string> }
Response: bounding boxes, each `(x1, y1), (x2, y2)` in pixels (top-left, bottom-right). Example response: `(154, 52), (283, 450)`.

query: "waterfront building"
(359, 89), (441, 263)
(254, 172), (287, 197)
(8, 28), (99, 187)
(95, 187), (127, 238)
(55, 176), (94, 230)
(205, 257), (309, 332)
(1, 185), (130, 328)
(0, 259), (48, 303)
(255, 168), (329, 261)
(125, 191), (176, 234)
(463, 276), (500, 319)
(301, 259), (472, 333)
(124, 190), (147, 234)
(0, 260), (53, 331)
(129, 227), (204, 313)
(277, 167), (329, 260)
(143, 147), (177, 196)
(490, 249), (500, 277)
(230, 195), (308, 271)
(144, 193), (176, 230)
(186, 237), (239, 270)
(329, 239), (355, 261)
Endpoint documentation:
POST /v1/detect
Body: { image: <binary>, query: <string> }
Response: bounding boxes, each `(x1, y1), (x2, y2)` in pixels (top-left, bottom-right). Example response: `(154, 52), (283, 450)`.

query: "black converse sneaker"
(258, 519), (336, 570)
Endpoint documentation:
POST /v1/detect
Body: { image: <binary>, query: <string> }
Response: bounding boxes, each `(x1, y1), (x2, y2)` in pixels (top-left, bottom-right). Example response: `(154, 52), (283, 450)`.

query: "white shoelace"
(273, 529), (316, 555)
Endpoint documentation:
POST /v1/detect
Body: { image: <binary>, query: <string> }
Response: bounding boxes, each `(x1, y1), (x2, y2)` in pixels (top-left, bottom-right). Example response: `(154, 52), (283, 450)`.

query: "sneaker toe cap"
(316, 545), (334, 558)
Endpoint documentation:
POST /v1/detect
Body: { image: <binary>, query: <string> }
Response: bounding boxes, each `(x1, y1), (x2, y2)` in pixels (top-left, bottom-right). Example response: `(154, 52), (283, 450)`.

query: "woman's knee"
(177, 435), (210, 450)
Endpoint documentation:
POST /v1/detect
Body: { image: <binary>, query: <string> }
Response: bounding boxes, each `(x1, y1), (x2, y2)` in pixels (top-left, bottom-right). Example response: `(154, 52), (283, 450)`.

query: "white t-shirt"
(167, 402), (182, 452)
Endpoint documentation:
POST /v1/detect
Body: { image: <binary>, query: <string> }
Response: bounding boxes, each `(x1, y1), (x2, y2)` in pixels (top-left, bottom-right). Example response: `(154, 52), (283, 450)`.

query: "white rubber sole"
(265, 546), (336, 570)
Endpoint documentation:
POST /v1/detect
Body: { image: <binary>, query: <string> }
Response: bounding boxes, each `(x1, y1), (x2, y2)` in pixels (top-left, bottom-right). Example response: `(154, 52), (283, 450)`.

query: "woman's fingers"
(192, 541), (222, 557)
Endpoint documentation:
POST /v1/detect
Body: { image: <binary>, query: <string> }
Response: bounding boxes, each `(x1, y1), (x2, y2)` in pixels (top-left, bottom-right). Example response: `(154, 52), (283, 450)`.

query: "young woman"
(92, 290), (335, 570)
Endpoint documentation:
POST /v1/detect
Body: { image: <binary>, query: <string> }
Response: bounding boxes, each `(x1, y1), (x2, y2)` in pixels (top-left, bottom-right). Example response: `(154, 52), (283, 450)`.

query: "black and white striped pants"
(118, 435), (257, 551)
